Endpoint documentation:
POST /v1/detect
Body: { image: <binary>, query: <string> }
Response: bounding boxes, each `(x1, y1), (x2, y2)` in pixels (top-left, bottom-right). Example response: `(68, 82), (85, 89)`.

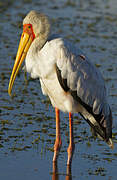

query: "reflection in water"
(52, 162), (72, 180)
(52, 162), (59, 180)
(66, 165), (72, 180)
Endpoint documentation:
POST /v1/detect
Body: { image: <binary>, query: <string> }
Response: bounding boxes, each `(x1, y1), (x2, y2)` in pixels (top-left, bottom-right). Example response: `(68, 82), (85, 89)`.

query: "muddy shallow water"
(0, 0), (117, 179)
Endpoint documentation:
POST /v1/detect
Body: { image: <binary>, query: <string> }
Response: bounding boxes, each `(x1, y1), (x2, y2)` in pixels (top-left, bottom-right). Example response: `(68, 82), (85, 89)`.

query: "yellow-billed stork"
(8, 10), (113, 165)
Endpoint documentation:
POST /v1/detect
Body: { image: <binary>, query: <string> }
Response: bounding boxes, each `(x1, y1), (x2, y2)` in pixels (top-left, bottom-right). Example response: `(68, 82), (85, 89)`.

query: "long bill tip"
(8, 88), (12, 97)
(8, 76), (14, 97)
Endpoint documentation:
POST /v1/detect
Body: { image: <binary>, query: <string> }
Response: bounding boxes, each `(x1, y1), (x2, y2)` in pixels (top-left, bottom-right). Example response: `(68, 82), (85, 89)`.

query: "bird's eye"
(28, 25), (31, 29)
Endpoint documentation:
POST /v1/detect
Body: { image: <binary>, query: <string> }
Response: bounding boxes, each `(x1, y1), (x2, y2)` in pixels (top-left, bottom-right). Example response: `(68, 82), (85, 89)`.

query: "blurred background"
(0, 0), (117, 179)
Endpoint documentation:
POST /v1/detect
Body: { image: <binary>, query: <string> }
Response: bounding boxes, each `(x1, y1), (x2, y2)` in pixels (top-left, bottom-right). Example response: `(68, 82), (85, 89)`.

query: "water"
(0, 0), (117, 179)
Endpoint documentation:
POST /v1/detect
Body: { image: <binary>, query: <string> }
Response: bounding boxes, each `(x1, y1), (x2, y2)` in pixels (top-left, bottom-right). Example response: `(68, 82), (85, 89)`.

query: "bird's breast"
(25, 40), (58, 79)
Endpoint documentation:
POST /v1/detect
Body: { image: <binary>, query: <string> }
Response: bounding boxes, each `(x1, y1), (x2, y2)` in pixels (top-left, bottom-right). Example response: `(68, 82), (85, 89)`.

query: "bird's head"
(8, 10), (50, 96)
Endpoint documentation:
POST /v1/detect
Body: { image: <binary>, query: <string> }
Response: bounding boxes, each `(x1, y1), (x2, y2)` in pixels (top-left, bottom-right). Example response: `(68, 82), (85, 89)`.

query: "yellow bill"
(8, 32), (33, 96)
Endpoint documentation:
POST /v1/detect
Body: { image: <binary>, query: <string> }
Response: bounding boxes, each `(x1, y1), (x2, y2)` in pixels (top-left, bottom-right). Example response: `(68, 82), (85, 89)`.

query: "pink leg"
(67, 112), (75, 165)
(53, 107), (62, 162)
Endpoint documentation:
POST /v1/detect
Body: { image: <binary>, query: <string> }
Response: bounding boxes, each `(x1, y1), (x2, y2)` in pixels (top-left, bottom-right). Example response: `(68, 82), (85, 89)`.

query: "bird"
(8, 10), (113, 165)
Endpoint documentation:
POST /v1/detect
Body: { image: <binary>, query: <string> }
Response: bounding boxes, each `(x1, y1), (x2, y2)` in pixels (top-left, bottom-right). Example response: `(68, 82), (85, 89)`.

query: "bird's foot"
(53, 138), (62, 162)
(67, 143), (75, 165)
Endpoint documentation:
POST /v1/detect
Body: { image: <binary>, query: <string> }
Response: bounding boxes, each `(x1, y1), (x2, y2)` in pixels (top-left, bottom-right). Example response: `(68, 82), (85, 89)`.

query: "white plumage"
(26, 37), (80, 112)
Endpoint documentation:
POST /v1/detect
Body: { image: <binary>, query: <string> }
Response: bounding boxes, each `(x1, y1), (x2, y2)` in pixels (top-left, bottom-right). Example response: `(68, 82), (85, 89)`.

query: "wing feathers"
(55, 65), (69, 92)
(55, 45), (112, 144)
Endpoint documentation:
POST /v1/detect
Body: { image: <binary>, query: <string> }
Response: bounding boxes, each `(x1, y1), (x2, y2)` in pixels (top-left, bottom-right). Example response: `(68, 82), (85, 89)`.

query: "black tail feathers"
(80, 104), (114, 149)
